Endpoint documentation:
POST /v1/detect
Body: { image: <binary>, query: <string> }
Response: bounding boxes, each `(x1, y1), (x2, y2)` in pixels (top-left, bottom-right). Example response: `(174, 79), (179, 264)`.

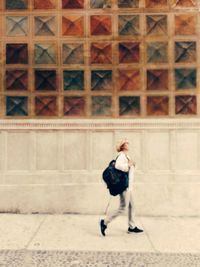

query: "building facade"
(0, 0), (200, 215)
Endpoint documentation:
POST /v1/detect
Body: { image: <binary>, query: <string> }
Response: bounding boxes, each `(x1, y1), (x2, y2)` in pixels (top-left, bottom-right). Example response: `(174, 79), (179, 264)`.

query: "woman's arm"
(115, 153), (129, 172)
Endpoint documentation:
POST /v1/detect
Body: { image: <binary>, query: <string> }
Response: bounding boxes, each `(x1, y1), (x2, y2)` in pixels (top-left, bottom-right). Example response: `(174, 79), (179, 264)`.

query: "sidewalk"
(0, 214), (200, 266)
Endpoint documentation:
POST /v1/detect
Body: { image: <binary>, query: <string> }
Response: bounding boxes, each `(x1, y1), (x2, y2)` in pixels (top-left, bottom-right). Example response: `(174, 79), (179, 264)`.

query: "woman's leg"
(128, 191), (135, 229)
(104, 190), (127, 225)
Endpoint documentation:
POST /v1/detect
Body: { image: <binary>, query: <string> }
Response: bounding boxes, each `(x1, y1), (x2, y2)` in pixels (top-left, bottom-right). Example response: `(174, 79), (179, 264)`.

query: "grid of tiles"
(0, 0), (200, 118)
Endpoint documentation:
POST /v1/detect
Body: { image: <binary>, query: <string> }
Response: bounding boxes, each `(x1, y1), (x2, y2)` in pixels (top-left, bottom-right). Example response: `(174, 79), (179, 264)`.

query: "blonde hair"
(116, 139), (129, 152)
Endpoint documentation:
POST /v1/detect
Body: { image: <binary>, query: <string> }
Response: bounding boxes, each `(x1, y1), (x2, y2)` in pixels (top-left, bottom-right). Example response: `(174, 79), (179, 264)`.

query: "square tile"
(146, 42), (168, 63)
(147, 96), (169, 115)
(35, 96), (57, 116)
(35, 16), (56, 36)
(33, 0), (56, 9)
(146, 15), (167, 36)
(119, 96), (140, 115)
(6, 0), (28, 9)
(6, 96), (28, 116)
(6, 43), (28, 64)
(64, 96), (85, 116)
(119, 42), (140, 64)
(118, 69), (141, 91)
(90, 0), (111, 8)
(175, 14), (197, 35)
(145, 0), (168, 8)
(119, 15), (140, 36)
(35, 70), (57, 91)
(175, 95), (197, 114)
(90, 15), (112, 36)
(118, 0), (139, 8)
(172, 0), (197, 8)
(147, 69), (168, 90)
(63, 70), (84, 91)
(62, 0), (84, 9)
(34, 43), (56, 64)
(6, 69), (28, 91)
(175, 41), (196, 63)
(6, 16), (28, 36)
(91, 70), (112, 91)
(175, 68), (196, 89)
(62, 43), (84, 64)
(92, 96), (111, 116)
(91, 42), (112, 64)
(62, 16), (84, 36)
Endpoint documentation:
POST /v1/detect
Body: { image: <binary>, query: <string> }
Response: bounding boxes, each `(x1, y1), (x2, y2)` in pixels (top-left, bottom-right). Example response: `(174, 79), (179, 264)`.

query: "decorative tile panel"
(90, 15), (112, 36)
(90, 0), (111, 8)
(175, 95), (197, 114)
(62, 0), (84, 9)
(91, 70), (112, 91)
(6, 44), (28, 64)
(6, 0), (28, 10)
(34, 43), (56, 64)
(6, 69), (28, 91)
(146, 15), (167, 36)
(33, 0), (56, 9)
(35, 96), (57, 116)
(147, 69), (168, 90)
(0, 0), (200, 118)
(118, 0), (139, 8)
(6, 96), (28, 116)
(92, 96), (111, 116)
(175, 14), (197, 35)
(6, 16), (28, 36)
(91, 42), (112, 64)
(175, 69), (196, 89)
(145, 0), (168, 8)
(64, 96), (85, 116)
(34, 16), (56, 36)
(62, 43), (84, 64)
(146, 42), (168, 63)
(62, 15), (84, 36)
(119, 96), (140, 116)
(119, 42), (140, 63)
(119, 15), (140, 36)
(63, 70), (84, 91)
(35, 70), (57, 91)
(175, 41), (196, 63)
(118, 69), (141, 91)
(173, 0), (197, 8)
(147, 96), (169, 115)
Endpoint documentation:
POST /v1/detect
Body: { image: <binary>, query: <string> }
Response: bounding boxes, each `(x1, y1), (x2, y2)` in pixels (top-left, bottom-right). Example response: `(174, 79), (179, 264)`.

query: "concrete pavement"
(0, 214), (200, 253)
(0, 214), (200, 266)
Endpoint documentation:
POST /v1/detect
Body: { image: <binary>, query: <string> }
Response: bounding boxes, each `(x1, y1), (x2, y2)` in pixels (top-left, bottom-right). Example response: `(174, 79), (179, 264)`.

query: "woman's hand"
(128, 160), (136, 167)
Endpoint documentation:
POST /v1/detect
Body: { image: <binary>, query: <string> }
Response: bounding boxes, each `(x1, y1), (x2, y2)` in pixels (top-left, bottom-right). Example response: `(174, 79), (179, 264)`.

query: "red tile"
(147, 96), (169, 115)
(91, 15), (112, 35)
(62, 16), (84, 36)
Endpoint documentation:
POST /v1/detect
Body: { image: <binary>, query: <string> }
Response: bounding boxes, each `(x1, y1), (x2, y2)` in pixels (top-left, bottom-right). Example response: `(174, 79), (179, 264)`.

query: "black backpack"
(102, 158), (129, 196)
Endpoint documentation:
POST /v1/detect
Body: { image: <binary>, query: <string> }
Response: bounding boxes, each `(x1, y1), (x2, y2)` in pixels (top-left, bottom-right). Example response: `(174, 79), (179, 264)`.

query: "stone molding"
(1, 119), (200, 130)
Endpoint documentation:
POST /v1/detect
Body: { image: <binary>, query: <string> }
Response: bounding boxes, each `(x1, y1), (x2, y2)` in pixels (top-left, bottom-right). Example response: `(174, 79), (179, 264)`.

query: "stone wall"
(0, 118), (200, 215)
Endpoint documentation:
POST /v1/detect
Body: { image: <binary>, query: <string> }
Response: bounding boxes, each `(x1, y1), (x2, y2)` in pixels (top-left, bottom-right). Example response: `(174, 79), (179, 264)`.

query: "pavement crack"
(24, 215), (47, 250)
(140, 219), (158, 253)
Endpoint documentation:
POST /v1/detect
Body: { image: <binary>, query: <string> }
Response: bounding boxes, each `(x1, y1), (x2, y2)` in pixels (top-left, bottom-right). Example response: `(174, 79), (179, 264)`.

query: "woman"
(100, 139), (143, 236)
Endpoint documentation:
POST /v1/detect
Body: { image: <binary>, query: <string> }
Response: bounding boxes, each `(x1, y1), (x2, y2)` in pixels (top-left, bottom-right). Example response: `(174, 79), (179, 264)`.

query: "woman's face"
(123, 142), (129, 151)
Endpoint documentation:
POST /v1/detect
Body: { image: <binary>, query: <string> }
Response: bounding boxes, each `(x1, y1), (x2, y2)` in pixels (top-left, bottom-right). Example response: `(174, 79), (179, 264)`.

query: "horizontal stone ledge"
(1, 118), (200, 130)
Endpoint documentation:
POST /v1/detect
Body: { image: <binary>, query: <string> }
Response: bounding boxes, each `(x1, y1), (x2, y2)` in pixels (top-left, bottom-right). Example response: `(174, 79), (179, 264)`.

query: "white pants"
(104, 166), (135, 228)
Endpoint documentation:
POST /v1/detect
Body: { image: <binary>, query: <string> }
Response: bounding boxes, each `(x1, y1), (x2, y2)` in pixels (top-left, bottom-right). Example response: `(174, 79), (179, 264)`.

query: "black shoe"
(128, 226), (143, 233)
(100, 219), (107, 236)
